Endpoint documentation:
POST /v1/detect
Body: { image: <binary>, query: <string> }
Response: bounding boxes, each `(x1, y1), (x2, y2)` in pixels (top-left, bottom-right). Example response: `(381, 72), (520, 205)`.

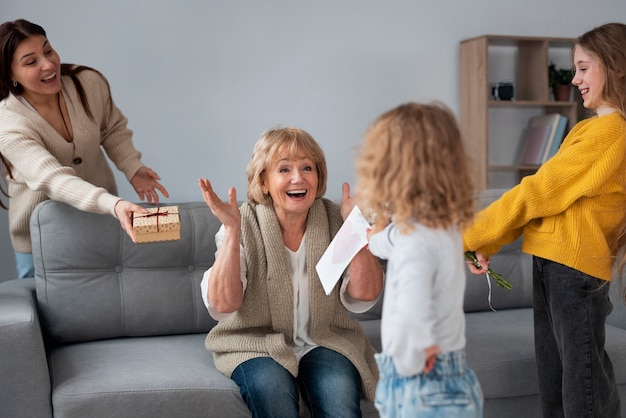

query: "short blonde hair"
(355, 101), (474, 232)
(246, 127), (328, 205)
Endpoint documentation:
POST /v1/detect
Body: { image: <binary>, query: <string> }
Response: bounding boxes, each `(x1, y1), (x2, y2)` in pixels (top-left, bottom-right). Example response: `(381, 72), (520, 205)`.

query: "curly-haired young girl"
(355, 101), (483, 418)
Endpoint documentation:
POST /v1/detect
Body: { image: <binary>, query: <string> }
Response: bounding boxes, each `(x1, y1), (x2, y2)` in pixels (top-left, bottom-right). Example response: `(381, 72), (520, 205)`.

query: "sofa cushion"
(466, 307), (626, 401)
(466, 308), (537, 399)
(30, 201), (219, 343)
(49, 334), (251, 418)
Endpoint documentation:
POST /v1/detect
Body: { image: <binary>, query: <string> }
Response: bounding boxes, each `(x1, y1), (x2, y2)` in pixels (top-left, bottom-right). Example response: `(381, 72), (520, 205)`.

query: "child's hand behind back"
(423, 345), (441, 374)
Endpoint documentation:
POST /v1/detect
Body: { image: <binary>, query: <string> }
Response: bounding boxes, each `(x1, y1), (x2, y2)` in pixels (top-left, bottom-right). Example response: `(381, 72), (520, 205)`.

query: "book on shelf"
(519, 114), (563, 166)
(540, 114), (568, 163)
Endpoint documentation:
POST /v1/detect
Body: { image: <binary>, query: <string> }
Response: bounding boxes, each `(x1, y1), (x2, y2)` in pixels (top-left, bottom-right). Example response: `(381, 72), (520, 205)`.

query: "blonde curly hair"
(355, 101), (474, 233)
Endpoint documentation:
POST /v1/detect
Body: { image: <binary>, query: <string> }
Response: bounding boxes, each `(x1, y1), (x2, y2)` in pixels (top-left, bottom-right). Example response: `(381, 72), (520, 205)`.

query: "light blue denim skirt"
(375, 349), (483, 418)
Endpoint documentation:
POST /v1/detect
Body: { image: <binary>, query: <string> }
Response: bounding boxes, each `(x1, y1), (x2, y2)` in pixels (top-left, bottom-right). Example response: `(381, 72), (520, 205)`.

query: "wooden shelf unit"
(459, 35), (579, 190)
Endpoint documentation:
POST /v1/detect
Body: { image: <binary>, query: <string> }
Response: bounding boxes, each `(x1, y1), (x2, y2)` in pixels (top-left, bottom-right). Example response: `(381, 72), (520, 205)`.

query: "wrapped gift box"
(132, 206), (180, 243)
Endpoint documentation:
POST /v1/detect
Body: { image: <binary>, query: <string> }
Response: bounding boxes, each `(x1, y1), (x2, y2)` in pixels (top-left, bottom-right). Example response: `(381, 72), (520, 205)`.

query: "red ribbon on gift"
(134, 207), (177, 232)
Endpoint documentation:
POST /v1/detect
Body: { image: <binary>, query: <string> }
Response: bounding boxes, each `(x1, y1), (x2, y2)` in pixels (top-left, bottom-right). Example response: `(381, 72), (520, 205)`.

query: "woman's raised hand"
(339, 182), (356, 221)
(198, 178), (240, 230)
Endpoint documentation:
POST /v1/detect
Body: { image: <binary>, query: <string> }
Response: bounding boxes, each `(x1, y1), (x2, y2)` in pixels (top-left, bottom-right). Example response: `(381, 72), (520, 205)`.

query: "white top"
(201, 225), (378, 361)
(368, 222), (466, 376)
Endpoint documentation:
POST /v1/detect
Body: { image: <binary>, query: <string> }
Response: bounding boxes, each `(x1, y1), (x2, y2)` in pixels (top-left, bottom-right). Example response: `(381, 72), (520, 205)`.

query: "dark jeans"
(533, 256), (621, 418)
(231, 346), (362, 418)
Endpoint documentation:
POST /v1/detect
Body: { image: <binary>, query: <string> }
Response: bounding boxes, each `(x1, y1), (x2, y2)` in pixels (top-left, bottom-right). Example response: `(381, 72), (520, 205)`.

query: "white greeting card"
(316, 206), (370, 295)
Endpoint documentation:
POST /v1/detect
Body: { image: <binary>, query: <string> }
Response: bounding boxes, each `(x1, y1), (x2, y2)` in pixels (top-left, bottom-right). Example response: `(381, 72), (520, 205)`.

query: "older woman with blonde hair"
(199, 126), (383, 418)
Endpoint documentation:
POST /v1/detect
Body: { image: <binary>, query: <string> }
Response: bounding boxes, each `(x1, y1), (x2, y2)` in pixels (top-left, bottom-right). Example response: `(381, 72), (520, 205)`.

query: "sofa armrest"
(608, 279), (626, 330)
(0, 278), (52, 418)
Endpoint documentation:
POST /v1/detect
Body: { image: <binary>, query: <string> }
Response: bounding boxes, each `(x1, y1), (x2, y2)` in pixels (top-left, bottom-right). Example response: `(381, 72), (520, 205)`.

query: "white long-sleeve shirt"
(368, 222), (466, 376)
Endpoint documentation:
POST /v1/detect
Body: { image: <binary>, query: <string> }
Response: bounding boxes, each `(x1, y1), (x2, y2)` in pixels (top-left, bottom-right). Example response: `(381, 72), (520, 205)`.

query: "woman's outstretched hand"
(130, 166), (170, 204)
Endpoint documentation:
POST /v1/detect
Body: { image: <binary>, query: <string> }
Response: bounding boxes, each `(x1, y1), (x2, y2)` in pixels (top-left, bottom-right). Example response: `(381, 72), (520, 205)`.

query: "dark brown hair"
(0, 19), (111, 209)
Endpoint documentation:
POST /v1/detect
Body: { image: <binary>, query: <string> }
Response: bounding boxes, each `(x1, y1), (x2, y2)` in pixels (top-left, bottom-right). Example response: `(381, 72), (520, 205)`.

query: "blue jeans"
(231, 346), (362, 418)
(374, 350), (483, 418)
(15, 252), (35, 279)
(533, 256), (621, 418)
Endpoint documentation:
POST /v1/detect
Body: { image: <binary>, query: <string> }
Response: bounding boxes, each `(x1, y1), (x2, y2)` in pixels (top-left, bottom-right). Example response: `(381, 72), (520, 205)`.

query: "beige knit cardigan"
(0, 69), (144, 252)
(205, 198), (378, 401)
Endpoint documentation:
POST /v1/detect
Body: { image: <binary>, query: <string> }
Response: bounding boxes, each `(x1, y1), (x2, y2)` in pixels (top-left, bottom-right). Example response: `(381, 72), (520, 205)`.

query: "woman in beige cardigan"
(0, 19), (169, 278)
(199, 127), (383, 418)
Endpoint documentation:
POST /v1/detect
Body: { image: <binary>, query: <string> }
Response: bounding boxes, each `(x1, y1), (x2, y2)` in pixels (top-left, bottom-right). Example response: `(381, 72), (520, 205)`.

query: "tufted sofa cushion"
(30, 201), (219, 343)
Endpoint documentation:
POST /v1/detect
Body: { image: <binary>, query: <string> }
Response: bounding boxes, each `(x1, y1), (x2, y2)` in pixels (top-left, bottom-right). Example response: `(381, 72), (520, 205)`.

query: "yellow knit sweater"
(464, 112), (626, 281)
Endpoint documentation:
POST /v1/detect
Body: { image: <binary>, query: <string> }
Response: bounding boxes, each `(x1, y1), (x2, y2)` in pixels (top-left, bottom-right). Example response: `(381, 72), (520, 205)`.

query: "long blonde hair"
(584, 24), (626, 290)
(355, 101), (474, 233)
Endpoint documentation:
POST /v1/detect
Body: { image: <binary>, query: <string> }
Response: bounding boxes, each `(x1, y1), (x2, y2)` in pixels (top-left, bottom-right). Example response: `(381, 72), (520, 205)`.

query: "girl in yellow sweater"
(465, 23), (626, 418)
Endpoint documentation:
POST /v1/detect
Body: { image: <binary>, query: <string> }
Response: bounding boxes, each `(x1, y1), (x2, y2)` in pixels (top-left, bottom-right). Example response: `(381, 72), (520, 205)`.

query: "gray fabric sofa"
(1, 194), (626, 418)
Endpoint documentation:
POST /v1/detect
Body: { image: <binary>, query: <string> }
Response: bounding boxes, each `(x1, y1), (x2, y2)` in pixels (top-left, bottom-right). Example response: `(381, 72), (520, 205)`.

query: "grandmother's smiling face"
(262, 146), (319, 220)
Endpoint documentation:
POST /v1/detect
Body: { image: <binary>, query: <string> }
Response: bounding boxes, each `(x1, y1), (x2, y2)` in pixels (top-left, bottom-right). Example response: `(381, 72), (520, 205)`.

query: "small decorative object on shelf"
(491, 81), (515, 101)
(548, 62), (573, 101)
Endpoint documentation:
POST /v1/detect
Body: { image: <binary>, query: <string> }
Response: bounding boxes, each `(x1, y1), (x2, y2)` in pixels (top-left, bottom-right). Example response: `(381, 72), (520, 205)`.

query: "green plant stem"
(465, 251), (513, 290)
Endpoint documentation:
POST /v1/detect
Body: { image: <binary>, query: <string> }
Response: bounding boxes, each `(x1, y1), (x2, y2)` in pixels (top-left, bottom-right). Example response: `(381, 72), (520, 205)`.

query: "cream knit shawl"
(205, 197), (378, 400)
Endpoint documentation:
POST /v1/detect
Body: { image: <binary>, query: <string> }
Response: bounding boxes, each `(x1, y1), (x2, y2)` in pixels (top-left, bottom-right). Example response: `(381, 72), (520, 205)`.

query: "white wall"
(1, 0), (625, 281)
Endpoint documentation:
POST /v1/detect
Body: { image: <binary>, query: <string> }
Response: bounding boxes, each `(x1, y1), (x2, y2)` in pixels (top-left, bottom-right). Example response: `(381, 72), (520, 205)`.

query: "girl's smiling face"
(11, 34), (62, 101)
(572, 45), (606, 110)
(262, 146), (319, 219)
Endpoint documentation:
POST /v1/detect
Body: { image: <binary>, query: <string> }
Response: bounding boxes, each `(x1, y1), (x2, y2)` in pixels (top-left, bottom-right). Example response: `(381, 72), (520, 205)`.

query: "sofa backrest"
(350, 235), (533, 320)
(30, 201), (220, 344)
(350, 189), (534, 321)
(463, 237), (534, 312)
(30, 190), (535, 344)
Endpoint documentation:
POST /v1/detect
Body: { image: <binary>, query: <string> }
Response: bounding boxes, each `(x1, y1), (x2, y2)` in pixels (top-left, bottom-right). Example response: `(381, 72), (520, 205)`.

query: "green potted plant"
(548, 62), (573, 101)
